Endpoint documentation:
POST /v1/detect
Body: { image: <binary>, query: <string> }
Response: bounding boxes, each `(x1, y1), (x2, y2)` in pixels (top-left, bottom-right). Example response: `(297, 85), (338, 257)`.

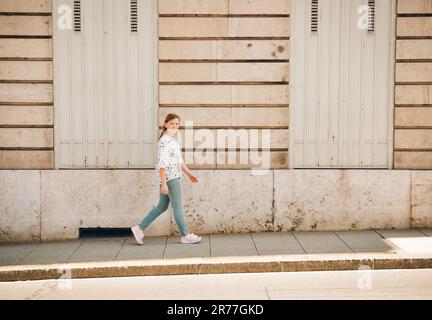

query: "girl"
(131, 113), (202, 245)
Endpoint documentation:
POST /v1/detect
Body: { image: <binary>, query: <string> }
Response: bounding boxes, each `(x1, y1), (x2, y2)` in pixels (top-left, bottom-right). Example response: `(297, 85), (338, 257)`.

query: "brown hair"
(158, 113), (181, 140)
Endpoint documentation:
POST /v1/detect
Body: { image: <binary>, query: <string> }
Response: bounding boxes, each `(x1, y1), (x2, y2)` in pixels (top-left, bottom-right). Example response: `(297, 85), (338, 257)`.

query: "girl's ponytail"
(158, 113), (181, 141)
(158, 127), (167, 141)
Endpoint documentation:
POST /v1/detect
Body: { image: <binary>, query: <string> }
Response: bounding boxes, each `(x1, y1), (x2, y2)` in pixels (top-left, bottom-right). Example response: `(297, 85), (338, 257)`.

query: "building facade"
(0, 0), (431, 241)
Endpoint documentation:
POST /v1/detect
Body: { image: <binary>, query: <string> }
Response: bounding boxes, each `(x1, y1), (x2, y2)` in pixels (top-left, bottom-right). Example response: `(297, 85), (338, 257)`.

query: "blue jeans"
(138, 178), (189, 236)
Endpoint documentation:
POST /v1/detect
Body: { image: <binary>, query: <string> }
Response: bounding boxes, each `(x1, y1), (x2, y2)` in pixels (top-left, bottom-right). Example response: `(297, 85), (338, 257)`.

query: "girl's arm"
(160, 168), (169, 194)
(181, 164), (199, 183)
(181, 163), (192, 176)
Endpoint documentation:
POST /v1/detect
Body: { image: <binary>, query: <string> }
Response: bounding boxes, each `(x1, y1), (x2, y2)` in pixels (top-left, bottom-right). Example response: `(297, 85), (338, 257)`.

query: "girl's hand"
(161, 184), (169, 195)
(188, 174), (199, 183)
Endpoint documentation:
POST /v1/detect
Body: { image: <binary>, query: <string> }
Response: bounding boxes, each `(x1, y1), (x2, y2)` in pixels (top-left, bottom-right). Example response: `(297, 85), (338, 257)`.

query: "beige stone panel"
(269, 129), (289, 148)
(159, 17), (227, 37)
(0, 0), (51, 12)
(160, 62), (288, 82)
(183, 150), (217, 168)
(396, 63), (432, 82)
(159, 40), (216, 60)
(395, 107), (432, 127)
(40, 170), (168, 240)
(271, 151), (289, 168)
(213, 128), (289, 149)
(159, 63), (217, 82)
(274, 170), (411, 231)
(0, 105), (53, 126)
(180, 170), (274, 234)
(183, 149), (288, 168)
(217, 40), (289, 60)
(397, 0), (432, 14)
(159, 0), (228, 14)
(159, 17), (289, 38)
(229, 0), (290, 14)
(229, 18), (290, 37)
(159, 107), (232, 127)
(0, 150), (53, 169)
(232, 107), (288, 127)
(0, 39), (52, 58)
(397, 17), (432, 37)
(396, 40), (432, 60)
(159, 40), (289, 60)
(0, 61), (52, 81)
(395, 129), (432, 149)
(216, 150), (288, 169)
(166, 127), (211, 149)
(0, 16), (52, 36)
(394, 151), (432, 169)
(217, 62), (288, 82)
(0, 83), (53, 103)
(395, 85), (432, 105)
(232, 85), (289, 104)
(0, 171), (41, 241)
(160, 85), (230, 104)
(160, 85), (289, 104)
(0, 128), (53, 148)
(171, 128), (289, 149)
(411, 171), (432, 228)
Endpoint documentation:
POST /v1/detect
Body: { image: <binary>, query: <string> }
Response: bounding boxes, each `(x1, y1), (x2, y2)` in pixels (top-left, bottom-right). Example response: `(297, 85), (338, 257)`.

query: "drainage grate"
(79, 228), (132, 238)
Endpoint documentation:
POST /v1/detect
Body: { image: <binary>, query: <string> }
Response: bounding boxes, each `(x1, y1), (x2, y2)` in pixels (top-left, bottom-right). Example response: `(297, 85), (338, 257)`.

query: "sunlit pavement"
(1, 268), (432, 300)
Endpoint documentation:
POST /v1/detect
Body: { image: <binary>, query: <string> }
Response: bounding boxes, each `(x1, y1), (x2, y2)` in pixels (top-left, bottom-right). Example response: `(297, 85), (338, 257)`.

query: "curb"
(1, 254), (432, 282)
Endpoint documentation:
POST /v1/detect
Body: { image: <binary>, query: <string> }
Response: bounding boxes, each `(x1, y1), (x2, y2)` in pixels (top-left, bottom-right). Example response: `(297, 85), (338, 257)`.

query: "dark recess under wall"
(79, 228), (132, 238)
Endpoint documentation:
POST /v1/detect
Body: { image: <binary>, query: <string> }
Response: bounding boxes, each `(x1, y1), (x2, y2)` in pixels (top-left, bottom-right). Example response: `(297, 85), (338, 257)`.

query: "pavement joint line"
(1, 253), (432, 282)
(162, 235), (168, 258)
(208, 234), (212, 257)
(291, 231), (307, 254)
(417, 228), (431, 237)
(17, 242), (41, 265)
(372, 229), (403, 253)
(249, 233), (260, 256)
(334, 232), (356, 253)
(114, 238), (128, 261)
(264, 287), (271, 300)
(66, 239), (85, 263)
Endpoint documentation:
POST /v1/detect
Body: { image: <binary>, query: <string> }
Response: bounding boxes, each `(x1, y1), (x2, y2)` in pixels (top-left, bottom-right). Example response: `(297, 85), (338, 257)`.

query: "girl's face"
(164, 118), (180, 135)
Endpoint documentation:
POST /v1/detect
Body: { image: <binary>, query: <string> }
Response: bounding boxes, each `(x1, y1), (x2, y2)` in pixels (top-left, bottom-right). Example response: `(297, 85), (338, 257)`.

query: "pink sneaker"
(181, 233), (202, 244)
(131, 225), (144, 245)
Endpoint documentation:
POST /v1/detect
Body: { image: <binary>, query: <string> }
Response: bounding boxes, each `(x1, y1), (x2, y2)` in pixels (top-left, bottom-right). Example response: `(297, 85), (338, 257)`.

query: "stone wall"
(394, 0), (432, 168)
(158, 0), (290, 169)
(0, 0), (54, 169)
(1, 169), (430, 242)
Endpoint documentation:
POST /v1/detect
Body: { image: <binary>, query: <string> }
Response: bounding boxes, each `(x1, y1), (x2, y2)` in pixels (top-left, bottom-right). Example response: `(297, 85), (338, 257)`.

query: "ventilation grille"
(79, 228), (133, 238)
(130, 0), (138, 32)
(73, 0), (81, 32)
(311, 0), (319, 33)
(368, 0), (375, 32)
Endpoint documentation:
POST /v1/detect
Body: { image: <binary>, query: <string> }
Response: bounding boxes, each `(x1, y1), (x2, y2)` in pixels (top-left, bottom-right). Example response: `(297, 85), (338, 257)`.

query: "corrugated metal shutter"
(53, 0), (157, 168)
(290, 0), (395, 168)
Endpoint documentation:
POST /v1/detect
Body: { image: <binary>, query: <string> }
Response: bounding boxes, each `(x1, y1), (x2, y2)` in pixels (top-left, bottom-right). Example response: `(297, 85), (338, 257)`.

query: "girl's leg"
(138, 190), (170, 230)
(167, 178), (189, 236)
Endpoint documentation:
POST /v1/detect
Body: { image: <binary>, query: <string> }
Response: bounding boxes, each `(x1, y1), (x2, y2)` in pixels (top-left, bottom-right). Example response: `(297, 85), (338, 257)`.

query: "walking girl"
(131, 113), (202, 245)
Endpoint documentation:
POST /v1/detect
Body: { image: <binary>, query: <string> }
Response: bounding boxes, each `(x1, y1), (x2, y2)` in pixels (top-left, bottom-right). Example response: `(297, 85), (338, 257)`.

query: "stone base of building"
(0, 169), (431, 242)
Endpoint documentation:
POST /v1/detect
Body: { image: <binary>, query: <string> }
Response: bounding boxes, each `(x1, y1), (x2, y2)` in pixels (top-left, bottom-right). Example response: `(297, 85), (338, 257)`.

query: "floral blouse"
(155, 133), (184, 186)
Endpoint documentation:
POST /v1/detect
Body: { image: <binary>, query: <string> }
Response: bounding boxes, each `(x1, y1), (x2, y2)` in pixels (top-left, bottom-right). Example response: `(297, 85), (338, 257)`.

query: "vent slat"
(73, 0), (81, 32)
(368, 0), (375, 32)
(130, 0), (138, 32)
(311, 0), (319, 33)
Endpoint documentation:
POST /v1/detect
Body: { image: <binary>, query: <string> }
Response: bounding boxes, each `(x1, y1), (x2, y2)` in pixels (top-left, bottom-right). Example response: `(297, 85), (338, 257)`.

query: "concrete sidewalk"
(1, 229), (432, 282)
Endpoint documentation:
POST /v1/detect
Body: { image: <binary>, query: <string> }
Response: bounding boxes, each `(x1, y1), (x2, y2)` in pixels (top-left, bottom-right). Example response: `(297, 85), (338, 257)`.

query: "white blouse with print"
(155, 133), (184, 185)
